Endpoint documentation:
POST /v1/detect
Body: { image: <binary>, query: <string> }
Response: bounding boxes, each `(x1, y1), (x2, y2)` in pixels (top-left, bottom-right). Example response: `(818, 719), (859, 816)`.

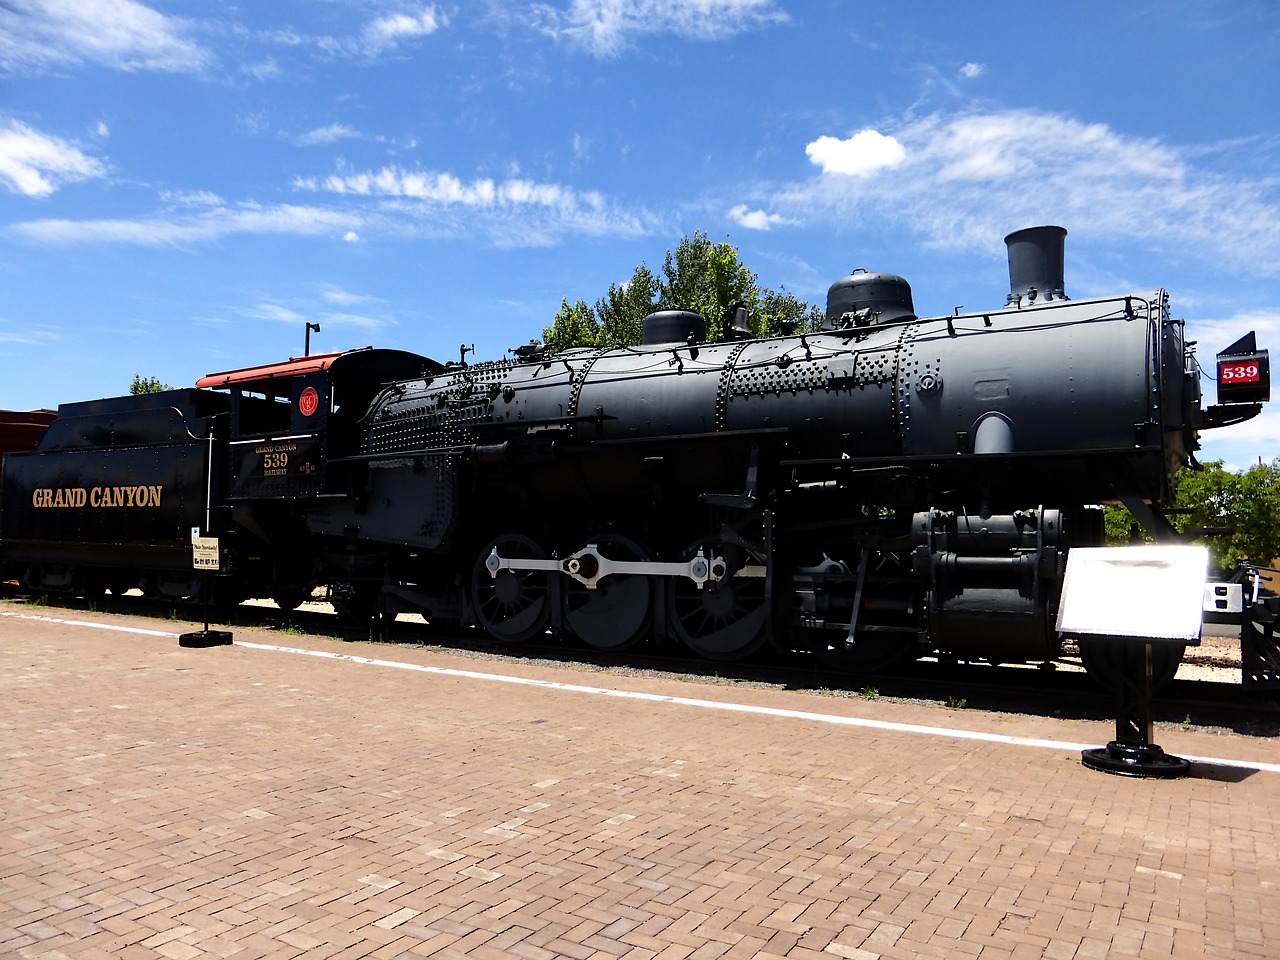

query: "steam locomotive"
(1, 227), (1270, 688)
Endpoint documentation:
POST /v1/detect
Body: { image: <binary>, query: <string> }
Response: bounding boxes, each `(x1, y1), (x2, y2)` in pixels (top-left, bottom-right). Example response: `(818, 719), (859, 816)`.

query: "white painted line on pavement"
(6, 609), (1278, 774)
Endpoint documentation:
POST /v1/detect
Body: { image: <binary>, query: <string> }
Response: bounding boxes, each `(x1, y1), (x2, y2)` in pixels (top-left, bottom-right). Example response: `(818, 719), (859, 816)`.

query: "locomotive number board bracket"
(1216, 332), (1270, 405)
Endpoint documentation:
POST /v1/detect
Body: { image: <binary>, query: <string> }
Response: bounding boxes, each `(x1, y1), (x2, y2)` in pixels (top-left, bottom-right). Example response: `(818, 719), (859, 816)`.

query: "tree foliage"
(129, 374), (172, 395)
(544, 232), (823, 351)
(1104, 459), (1280, 571)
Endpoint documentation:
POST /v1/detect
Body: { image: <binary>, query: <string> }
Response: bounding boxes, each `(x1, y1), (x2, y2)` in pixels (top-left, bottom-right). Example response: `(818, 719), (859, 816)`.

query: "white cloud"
(242, 58), (281, 81)
(302, 166), (594, 209)
(319, 284), (384, 306)
(305, 4), (446, 59)
(533, 0), (787, 57)
(0, 326), (57, 346)
(159, 188), (224, 208)
(1197, 407), (1280, 469)
(959, 62), (984, 79)
(360, 7), (443, 54)
(805, 130), (907, 177)
(11, 163), (652, 249)
(319, 310), (388, 330)
(1188, 308), (1280, 356)
(728, 204), (790, 230)
(240, 302), (306, 324)
(0, 119), (107, 197)
(295, 123), (361, 147)
(0, 0), (211, 74)
(292, 163), (653, 246)
(12, 202), (362, 246)
(233, 289), (393, 335)
(775, 109), (1280, 275)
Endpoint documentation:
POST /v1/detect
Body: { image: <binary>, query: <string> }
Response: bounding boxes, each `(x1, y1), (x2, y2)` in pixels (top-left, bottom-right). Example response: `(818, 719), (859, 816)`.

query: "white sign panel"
(192, 536), (221, 571)
(1056, 546), (1209, 643)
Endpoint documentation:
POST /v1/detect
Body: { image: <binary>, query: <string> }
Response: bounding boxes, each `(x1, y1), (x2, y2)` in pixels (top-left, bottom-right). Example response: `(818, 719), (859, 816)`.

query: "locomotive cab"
(196, 348), (438, 501)
(194, 348), (439, 609)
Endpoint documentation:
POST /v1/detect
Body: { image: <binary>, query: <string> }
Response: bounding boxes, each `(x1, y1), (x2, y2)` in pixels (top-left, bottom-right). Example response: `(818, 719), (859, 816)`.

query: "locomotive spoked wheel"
(470, 533), (552, 643)
(1078, 639), (1185, 695)
(562, 534), (655, 652)
(668, 539), (768, 661)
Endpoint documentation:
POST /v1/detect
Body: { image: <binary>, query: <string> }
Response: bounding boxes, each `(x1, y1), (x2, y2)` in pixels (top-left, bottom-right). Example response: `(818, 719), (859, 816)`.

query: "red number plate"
(1219, 361), (1261, 383)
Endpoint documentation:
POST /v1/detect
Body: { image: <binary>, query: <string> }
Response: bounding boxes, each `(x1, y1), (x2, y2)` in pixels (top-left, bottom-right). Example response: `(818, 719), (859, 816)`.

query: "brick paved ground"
(2, 600), (1279, 959)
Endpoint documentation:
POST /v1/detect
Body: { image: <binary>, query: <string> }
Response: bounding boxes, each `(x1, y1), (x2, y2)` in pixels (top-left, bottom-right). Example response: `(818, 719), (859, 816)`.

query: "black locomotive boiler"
(0, 226), (1269, 688)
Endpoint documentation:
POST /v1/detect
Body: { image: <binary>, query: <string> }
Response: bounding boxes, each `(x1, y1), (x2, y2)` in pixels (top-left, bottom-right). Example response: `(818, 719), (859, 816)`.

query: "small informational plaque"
(1056, 545), (1209, 644)
(192, 536), (221, 571)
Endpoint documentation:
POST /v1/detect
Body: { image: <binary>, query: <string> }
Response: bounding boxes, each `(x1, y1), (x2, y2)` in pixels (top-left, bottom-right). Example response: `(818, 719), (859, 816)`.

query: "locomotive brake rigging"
(0, 226), (1271, 691)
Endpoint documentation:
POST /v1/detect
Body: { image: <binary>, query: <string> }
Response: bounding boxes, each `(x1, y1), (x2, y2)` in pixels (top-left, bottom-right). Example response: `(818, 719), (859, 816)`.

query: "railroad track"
(7, 587), (1279, 737)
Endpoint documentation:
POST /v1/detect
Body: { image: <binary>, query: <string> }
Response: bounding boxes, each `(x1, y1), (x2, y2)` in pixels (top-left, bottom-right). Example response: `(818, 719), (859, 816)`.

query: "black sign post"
(178, 536), (233, 648)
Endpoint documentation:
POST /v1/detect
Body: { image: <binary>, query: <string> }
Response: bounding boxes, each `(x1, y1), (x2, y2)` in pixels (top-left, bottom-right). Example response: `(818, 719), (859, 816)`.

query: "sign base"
(1082, 741), (1190, 778)
(179, 630), (233, 648)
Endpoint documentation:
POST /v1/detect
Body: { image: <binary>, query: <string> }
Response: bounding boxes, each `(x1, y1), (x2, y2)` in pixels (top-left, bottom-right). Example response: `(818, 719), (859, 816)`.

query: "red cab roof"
(196, 348), (368, 388)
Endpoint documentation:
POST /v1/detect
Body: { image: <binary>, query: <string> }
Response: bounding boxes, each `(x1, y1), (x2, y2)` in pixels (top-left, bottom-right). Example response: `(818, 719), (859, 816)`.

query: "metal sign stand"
(1057, 546), (1209, 779)
(1080, 640), (1188, 777)
(178, 535), (232, 648)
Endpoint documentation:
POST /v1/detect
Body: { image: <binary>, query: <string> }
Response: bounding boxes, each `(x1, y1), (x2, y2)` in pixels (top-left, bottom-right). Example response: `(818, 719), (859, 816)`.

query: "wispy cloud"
(292, 4), (446, 59)
(295, 163), (655, 246)
(358, 7), (444, 55)
(766, 109), (1280, 275)
(11, 202), (362, 246)
(10, 161), (654, 249)
(1188, 308), (1280, 353)
(318, 283), (386, 307)
(0, 0), (211, 74)
(233, 287), (395, 335)
(239, 302), (306, 324)
(0, 119), (107, 197)
(294, 123), (362, 147)
(531, 0), (787, 57)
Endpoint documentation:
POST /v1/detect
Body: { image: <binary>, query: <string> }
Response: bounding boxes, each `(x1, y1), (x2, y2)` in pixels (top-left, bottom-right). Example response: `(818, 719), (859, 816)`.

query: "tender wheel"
(331, 582), (383, 624)
(470, 534), (552, 643)
(272, 586), (313, 612)
(668, 539), (768, 661)
(105, 572), (138, 597)
(1079, 639), (1185, 694)
(563, 534), (654, 652)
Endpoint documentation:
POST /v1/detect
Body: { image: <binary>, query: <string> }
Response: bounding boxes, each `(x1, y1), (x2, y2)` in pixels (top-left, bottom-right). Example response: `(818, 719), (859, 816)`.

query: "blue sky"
(1, 0), (1278, 469)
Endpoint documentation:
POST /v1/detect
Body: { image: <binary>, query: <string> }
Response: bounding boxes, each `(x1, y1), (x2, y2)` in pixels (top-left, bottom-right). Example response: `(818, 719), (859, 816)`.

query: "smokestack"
(1005, 225), (1067, 306)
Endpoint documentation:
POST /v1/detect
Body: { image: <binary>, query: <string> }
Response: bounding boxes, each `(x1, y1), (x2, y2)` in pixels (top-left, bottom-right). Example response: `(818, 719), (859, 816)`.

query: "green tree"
(545, 233), (824, 350)
(1171, 459), (1280, 570)
(130, 374), (172, 395)
(756, 286), (826, 337)
(543, 298), (600, 354)
(596, 264), (659, 347)
(658, 231), (757, 341)
(1104, 459), (1280, 571)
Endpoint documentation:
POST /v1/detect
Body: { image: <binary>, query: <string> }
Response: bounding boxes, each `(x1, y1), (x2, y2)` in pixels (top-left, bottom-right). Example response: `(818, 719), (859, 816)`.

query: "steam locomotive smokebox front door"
(227, 374), (328, 500)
